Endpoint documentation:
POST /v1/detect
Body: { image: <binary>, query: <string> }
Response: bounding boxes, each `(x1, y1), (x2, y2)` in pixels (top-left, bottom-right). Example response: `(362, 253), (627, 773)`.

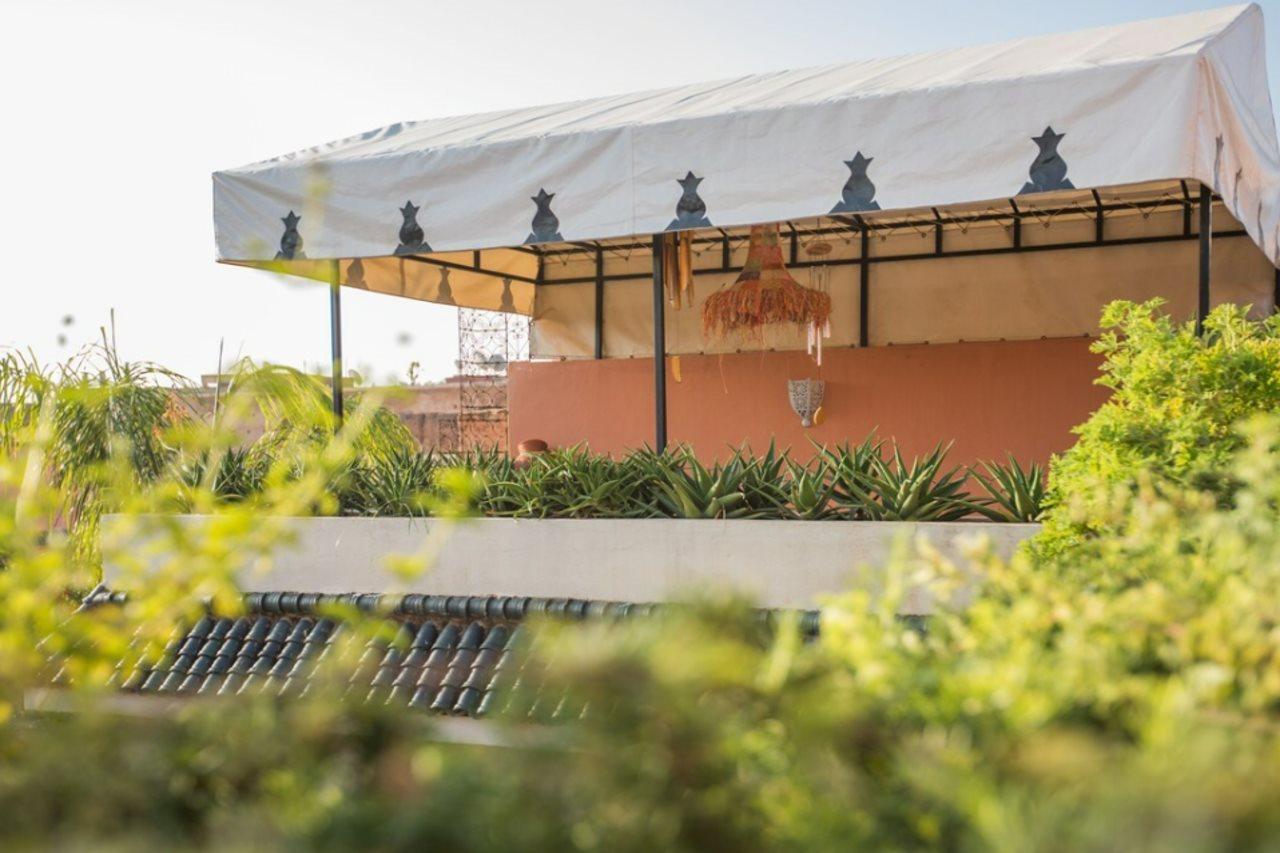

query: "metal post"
(328, 259), (344, 427)
(651, 234), (668, 452)
(593, 246), (604, 360)
(857, 219), (870, 348)
(1180, 180), (1193, 236)
(1197, 184), (1212, 336)
(1090, 189), (1104, 243)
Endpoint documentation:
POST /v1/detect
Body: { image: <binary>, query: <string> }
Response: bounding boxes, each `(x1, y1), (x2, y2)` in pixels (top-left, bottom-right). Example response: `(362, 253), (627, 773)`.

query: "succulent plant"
(856, 442), (991, 522)
(969, 454), (1046, 522)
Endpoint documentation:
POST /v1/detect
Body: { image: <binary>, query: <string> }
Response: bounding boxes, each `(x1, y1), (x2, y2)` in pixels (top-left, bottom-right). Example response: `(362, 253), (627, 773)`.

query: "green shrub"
(5, 416), (1280, 848)
(4, 327), (1280, 847)
(1038, 300), (1280, 554)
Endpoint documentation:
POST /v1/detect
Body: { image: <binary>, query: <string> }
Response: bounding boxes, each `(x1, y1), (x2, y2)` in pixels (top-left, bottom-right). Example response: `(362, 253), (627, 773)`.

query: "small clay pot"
(514, 438), (549, 470)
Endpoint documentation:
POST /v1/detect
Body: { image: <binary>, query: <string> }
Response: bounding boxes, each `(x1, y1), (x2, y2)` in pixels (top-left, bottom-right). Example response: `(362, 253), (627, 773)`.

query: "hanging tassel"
(671, 355), (682, 383)
(664, 235), (681, 309)
(678, 232), (694, 304)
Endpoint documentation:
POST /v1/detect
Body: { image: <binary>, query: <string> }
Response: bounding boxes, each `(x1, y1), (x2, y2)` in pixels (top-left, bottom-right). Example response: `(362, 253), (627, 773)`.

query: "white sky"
(3, 0), (1277, 384)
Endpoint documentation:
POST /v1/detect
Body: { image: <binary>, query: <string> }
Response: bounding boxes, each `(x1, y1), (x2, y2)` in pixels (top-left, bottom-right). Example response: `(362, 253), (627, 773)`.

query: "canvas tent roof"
(213, 4), (1280, 315)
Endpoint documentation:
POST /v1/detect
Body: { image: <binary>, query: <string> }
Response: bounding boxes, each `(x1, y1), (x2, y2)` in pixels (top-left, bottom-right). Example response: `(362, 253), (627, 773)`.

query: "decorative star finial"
(282, 211), (300, 228)
(400, 200), (418, 217)
(532, 188), (555, 205)
(1033, 127), (1065, 147)
(678, 171), (703, 192)
(844, 152), (873, 172)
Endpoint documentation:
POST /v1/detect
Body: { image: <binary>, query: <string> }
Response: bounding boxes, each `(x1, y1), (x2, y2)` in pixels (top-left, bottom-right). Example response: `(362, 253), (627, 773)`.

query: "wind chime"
(803, 232), (834, 365)
(701, 223), (832, 362)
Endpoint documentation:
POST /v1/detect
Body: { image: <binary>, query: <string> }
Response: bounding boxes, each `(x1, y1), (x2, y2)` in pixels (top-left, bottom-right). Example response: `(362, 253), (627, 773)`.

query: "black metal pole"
(1180, 181), (1193, 236)
(329, 259), (344, 427)
(857, 220), (870, 348)
(651, 234), (668, 452)
(594, 246), (604, 360)
(1197, 184), (1212, 336)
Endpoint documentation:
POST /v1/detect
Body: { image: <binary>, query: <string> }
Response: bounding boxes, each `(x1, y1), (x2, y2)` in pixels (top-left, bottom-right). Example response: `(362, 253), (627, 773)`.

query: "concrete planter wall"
(104, 515), (1039, 612)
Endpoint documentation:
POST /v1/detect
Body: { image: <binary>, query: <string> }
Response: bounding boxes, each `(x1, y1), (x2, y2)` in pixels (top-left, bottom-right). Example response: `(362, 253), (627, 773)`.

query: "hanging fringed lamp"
(702, 224), (832, 360)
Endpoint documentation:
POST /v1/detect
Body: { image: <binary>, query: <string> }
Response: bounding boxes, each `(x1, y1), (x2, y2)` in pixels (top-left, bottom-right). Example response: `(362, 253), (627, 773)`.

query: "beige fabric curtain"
(230, 247), (538, 315)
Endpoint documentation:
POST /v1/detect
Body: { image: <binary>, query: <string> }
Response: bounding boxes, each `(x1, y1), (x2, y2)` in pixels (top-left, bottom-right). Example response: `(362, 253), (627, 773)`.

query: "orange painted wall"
(507, 338), (1109, 468)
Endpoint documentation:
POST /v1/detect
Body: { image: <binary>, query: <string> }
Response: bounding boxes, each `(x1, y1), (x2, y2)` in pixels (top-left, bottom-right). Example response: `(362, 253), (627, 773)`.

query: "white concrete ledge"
(104, 515), (1038, 611)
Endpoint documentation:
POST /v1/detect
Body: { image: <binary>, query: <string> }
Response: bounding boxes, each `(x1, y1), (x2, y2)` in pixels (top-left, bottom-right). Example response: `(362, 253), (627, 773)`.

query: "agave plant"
(776, 459), (839, 520)
(854, 442), (990, 522)
(644, 447), (767, 519)
(969, 454), (1046, 522)
(176, 446), (267, 505)
(483, 446), (659, 519)
(817, 434), (885, 520)
(732, 441), (790, 517)
(342, 446), (440, 516)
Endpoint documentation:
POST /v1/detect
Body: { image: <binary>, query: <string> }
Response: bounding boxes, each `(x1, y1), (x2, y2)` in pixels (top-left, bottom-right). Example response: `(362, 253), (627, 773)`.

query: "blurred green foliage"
(0, 300), (1277, 848)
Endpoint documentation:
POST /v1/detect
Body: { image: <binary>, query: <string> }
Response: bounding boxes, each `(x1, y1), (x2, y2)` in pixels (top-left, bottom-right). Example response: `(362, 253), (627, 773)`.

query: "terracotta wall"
(507, 338), (1109, 467)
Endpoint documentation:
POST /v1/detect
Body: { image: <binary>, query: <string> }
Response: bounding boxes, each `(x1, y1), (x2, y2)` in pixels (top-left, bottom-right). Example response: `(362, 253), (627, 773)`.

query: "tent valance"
(214, 3), (1280, 310)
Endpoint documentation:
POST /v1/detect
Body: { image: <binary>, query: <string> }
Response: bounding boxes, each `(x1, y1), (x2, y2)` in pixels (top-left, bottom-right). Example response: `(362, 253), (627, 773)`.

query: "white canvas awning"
(214, 3), (1280, 315)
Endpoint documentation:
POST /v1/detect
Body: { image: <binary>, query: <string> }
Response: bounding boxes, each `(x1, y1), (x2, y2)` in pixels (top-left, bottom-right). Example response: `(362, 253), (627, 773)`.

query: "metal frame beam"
(537, 227), (1248, 287)
(530, 195), (1215, 260)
